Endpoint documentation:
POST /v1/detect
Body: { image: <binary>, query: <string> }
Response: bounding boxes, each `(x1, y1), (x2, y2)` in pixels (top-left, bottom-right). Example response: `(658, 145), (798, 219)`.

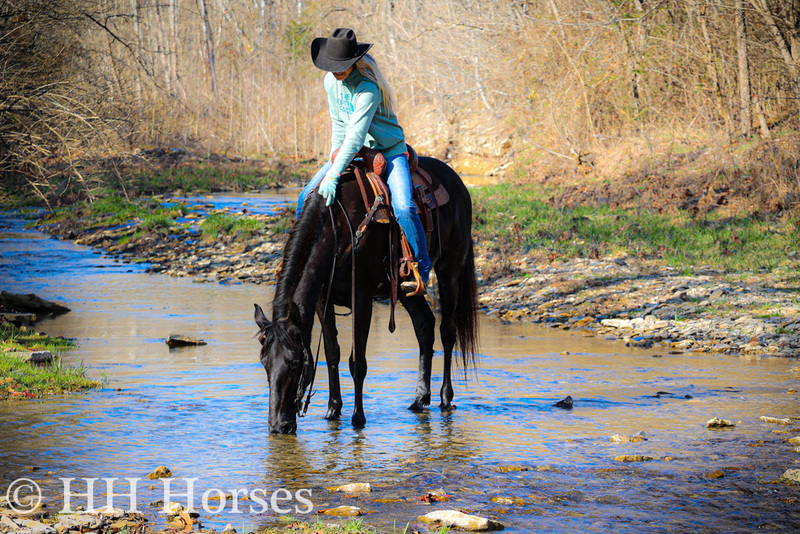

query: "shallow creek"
(1, 200), (799, 533)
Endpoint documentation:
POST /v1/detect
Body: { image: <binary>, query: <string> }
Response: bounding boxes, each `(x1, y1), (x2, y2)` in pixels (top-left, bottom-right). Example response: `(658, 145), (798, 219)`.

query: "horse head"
(254, 302), (313, 434)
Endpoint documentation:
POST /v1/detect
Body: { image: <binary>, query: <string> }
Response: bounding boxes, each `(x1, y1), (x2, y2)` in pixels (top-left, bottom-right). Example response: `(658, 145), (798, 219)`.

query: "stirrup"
(400, 262), (425, 297)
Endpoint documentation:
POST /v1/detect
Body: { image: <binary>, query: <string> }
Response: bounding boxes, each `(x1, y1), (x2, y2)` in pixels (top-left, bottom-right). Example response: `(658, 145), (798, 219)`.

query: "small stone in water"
(491, 496), (525, 505)
(418, 510), (504, 531)
(496, 465), (529, 473)
(706, 417), (735, 429)
(146, 465), (172, 479)
(703, 470), (725, 479)
(165, 334), (207, 348)
(611, 432), (647, 443)
(318, 505), (362, 516)
(614, 455), (654, 462)
(554, 396), (573, 409)
(760, 416), (792, 425)
(780, 469), (800, 485)
(326, 483), (372, 493)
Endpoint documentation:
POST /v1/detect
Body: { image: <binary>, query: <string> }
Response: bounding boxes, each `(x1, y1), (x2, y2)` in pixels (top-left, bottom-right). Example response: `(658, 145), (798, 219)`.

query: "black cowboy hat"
(311, 28), (373, 72)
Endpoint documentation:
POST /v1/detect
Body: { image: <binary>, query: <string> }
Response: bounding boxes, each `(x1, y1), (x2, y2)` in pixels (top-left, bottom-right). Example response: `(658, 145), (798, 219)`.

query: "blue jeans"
(296, 154), (431, 284)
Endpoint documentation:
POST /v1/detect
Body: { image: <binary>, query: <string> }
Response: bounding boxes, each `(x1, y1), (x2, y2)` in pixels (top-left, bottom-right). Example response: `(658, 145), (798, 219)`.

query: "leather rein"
(295, 177), (390, 417)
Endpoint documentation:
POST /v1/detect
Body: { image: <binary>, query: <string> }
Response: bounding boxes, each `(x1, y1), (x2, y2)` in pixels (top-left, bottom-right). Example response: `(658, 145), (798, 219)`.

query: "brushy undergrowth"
(0, 323), (99, 399)
(472, 184), (800, 272)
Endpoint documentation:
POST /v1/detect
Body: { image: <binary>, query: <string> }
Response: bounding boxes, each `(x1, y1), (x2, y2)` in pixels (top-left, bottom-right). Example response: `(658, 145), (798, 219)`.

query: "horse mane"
(272, 192), (326, 320)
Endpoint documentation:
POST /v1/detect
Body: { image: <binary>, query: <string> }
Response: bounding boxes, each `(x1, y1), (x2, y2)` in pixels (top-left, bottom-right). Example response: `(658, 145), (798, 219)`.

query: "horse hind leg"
(402, 294), (435, 412)
(437, 271), (460, 410)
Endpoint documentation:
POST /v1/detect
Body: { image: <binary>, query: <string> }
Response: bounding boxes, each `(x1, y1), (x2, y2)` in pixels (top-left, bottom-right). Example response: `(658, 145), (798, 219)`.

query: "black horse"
(254, 156), (478, 434)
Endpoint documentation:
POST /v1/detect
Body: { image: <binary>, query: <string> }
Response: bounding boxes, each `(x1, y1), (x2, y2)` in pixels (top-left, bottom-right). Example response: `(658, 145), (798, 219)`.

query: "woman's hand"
(318, 172), (339, 206)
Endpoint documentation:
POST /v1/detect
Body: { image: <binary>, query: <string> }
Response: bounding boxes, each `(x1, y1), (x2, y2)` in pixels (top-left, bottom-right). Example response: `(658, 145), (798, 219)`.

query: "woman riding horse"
(296, 28), (430, 294)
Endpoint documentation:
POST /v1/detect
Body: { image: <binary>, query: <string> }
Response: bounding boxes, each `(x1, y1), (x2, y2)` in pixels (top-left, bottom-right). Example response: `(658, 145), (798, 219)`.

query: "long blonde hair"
(355, 53), (395, 116)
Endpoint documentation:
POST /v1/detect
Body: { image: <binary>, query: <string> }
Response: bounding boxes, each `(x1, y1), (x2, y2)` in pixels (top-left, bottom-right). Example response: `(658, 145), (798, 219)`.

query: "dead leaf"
(178, 510), (194, 531)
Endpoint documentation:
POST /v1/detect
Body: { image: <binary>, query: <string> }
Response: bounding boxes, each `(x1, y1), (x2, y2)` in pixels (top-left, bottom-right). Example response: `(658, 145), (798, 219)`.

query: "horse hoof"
(325, 410), (341, 420)
(351, 413), (366, 429)
(407, 401), (428, 413)
(439, 402), (457, 411)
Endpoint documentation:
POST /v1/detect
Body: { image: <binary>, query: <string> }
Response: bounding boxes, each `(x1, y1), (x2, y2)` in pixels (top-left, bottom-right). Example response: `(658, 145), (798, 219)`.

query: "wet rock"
(416, 489), (451, 503)
(165, 334), (207, 348)
(54, 514), (104, 530)
(318, 505), (362, 516)
(418, 510), (504, 531)
(787, 436), (800, 444)
(0, 291), (70, 316)
(496, 465), (529, 473)
(554, 396), (573, 409)
(85, 506), (126, 519)
(703, 470), (725, 479)
(326, 483), (372, 493)
(614, 455), (654, 462)
(0, 312), (38, 324)
(706, 417), (736, 429)
(759, 416), (791, 425)
(1, 516), (20, 529)
(162, 501), (199, 518)
(3, 517), (56, 534)
(779, 469), (800, 485)
(8, 351), (54, 364)
(611, 432), (647, 443)
(223, 524), (237, 533)
(109, 518), (142, 530)
(146, 465), (172, 479)
(491, 496), (525, 505)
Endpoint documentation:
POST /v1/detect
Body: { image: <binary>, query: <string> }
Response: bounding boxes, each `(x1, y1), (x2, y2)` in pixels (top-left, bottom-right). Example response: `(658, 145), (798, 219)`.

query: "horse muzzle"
(269, 418), (298, 434)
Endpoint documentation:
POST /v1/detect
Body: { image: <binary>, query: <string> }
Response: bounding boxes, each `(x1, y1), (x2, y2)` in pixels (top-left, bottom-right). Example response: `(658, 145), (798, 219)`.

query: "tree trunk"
(129, 0), (144, 106)
(736, 0), (751, 135)
(197, 0), (219, 98)
(749, 0), (800, 78)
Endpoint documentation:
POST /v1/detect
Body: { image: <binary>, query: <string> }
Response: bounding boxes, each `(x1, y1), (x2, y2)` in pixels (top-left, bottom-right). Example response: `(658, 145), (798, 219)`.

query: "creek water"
(1, 199), (799, 533)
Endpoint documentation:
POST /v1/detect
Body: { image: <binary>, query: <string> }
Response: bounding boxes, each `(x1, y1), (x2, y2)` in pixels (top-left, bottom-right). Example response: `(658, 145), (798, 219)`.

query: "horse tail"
(455, 239), (479, 372)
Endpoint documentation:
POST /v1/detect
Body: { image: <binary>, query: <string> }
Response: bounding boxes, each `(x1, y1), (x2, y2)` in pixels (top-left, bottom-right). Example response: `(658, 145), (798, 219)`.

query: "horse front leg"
(318, 301), (342, 420)
(348, 295), (373, 429)
(401, 294), (436, 412)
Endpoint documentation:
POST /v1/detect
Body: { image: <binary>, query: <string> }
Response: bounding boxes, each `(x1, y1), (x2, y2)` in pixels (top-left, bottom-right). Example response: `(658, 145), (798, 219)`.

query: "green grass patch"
(0, 323), (99, 399)
(39, 195), (185, 233)
(472, 185), (800, 271)
(133, 165), (285, 194)
(201, 213), (263, 241)
(253, 518), (434, 534)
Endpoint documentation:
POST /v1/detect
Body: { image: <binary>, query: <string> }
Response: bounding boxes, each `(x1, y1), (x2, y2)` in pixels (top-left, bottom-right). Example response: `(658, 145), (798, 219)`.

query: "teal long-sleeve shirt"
(325, 70), (406, 178)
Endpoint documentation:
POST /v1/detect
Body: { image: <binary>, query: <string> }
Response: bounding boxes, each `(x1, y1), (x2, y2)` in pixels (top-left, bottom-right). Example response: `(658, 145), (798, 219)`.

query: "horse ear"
(287, 301), (302, 326)
(254, 303), (270, 330)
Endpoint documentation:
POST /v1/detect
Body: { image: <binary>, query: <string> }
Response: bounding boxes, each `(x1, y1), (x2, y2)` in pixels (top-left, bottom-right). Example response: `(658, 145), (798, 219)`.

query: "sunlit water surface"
(1, 203), (799, 533)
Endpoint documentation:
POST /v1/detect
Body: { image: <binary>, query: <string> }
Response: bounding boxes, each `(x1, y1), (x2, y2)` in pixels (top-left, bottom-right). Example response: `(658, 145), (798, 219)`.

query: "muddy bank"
(33, 194), (800, 359)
